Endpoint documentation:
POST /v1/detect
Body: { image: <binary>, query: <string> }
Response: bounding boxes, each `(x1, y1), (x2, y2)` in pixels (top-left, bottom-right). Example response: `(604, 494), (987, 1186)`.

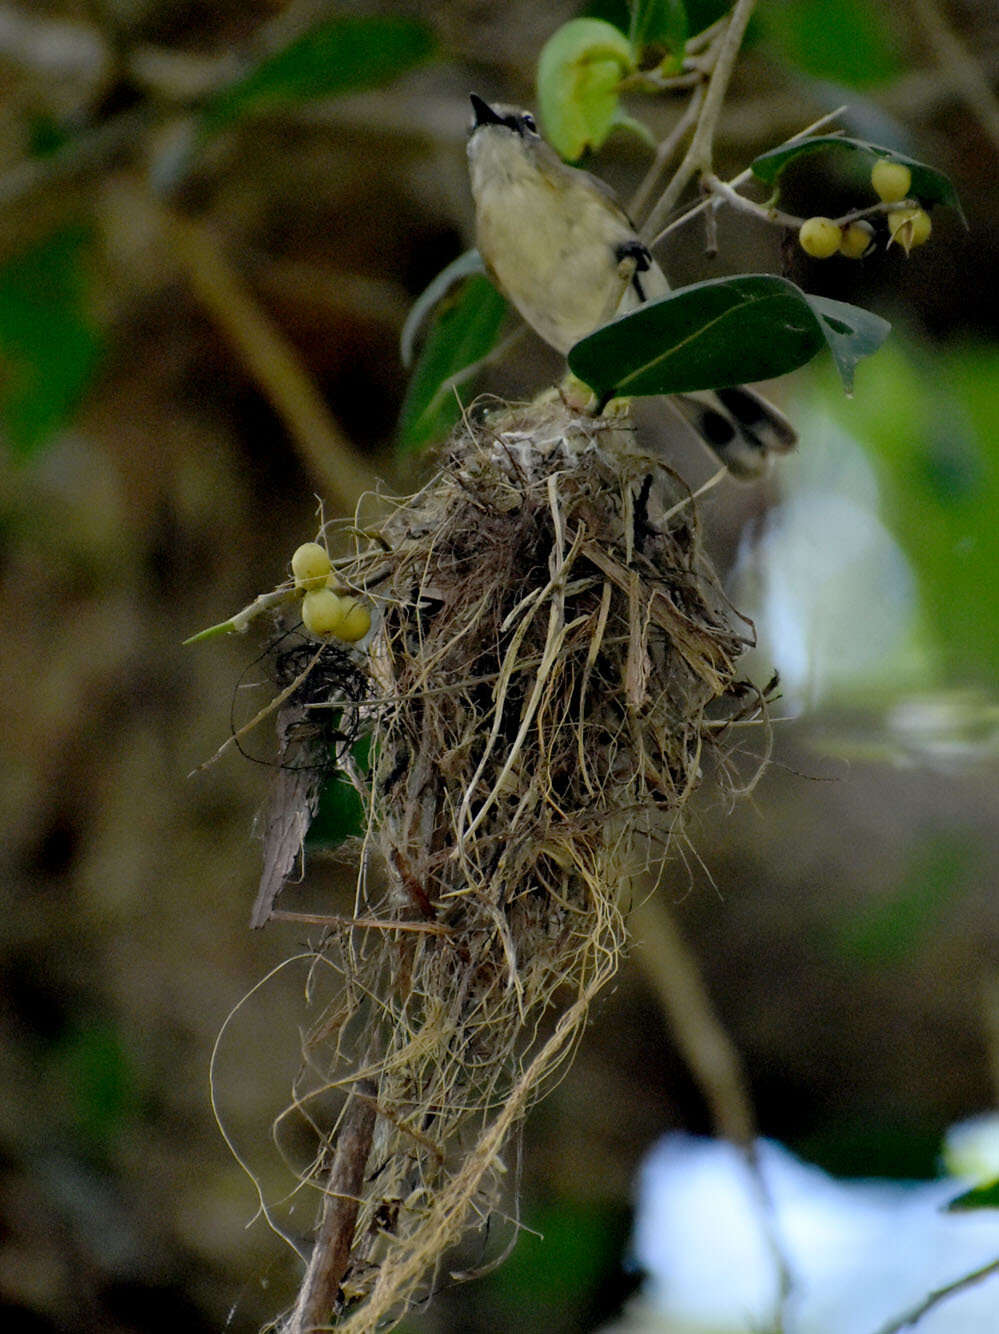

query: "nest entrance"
(265, 401), (768, 1331)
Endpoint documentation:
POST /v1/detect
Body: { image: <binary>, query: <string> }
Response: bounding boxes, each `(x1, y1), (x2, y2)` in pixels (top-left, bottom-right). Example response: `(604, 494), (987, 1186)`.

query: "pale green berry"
(798, 217), (841, 259)
(871, 160), (912, 204)
(888, 206), (931, 254)
(335, 597), (372, 643)
(301, 587), (345, 637)
(291, 541), (331, 591)
(839, 219), (875, 259)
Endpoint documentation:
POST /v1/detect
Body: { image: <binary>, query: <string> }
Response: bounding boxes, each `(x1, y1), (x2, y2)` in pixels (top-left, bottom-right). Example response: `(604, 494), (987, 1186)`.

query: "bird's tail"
(671, 385), (797, 479)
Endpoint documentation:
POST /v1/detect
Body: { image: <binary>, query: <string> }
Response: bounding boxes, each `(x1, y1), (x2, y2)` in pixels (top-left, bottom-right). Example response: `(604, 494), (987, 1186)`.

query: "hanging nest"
(248, 399), (770, 1331)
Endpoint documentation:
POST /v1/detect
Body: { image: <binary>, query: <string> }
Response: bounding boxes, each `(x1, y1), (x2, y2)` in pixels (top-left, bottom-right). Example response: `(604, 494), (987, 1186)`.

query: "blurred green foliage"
(757, 0), (903, 87)
(487, 1198), (629, 1319)
(48, 1020), (138, 1154)
(202, 16), (436, 131)
(827, 829), (977, 967)
(397, 275), (508, 454)
(947, 1179), (999, 1212)
(0, 227), (102, 460)
(824, 342), (999, 680)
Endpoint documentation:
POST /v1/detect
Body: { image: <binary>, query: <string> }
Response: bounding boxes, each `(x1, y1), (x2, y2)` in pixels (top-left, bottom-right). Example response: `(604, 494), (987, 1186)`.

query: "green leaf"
(829, 831), (976, 966)
(400, 249), (485, 369)
(685, 0), (733, 34)
(758, 0), (901, 88)
(203, 17), (435, 131)
(396, 275), (507, 455)
(629, 0), (688, 60)
(306, 735), (370, 849)
(0, 226), (102, 460)
(537, 18), (636, 160)
(569, 275), (835, 400)
(946, 1179), (999, 1212)
(751, 136), (964, 221)
(804, 293), (891, 395)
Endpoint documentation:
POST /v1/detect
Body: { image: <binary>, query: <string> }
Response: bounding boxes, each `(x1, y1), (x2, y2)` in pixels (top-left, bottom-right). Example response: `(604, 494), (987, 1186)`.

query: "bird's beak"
(470, 94), (504, 129)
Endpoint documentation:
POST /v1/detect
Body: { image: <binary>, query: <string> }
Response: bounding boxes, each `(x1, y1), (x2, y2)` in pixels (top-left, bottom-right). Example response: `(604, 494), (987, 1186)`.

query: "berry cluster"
(798, 160), (932, 260)
(291, 542), (372, 643)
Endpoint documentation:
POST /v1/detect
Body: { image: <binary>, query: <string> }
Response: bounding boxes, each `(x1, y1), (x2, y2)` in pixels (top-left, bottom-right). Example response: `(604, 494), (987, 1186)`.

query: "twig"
(270, 910), (452, 935)
(701, 171), (918, 232)
(871, 1255), (999, 1334)
(630, 895), (793, 1329)
(641, 0), (759, 242)
(630, 83), (706, 224)
(283, 1060), (381, 1334)
(159, 206), (375, 513)
(648, 105), (848, 249)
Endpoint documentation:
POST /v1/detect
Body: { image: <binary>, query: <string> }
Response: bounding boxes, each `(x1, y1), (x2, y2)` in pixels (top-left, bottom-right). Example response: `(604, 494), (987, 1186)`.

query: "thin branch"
(702, 171), (918, 232)
(631, 896), (754, 1143)
(630, 83), (706, 224)
(649, 105), (848, 249)
(872, 1255), (999, 1334)
(630, 895), (793, 1330)
(641, 0), (758, 241)
(159, 205), (376, 513)
(283, 1062), (380, 1334)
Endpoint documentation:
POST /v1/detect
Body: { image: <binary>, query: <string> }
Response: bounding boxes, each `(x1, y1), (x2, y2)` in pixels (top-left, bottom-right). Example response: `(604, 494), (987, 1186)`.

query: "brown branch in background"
(159, 206), (375, 514)
(910, 0), (999, 153)
(630, 895), (793, 1328)
(630, 896), (754, 1143)
(284, 1068), (379, 1334)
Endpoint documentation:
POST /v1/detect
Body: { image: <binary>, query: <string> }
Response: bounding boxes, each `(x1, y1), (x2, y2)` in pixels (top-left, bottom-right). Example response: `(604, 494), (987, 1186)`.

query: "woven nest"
(254, 400), (770, 1331)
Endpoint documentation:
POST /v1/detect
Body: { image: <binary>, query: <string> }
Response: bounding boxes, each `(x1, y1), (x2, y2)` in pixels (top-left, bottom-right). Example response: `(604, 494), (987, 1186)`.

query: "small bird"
(466, 93), (797, 478)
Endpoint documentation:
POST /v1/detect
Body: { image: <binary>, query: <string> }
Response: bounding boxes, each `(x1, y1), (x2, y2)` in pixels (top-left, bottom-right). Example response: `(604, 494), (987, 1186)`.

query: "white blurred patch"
(614, 1131), (999, 1334)
(731, 411), (923, 714)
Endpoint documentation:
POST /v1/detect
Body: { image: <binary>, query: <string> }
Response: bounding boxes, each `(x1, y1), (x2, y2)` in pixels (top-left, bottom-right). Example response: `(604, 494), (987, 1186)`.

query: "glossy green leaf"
(804, 293), (891, 395)
(203, 17), (435, 131)
(396, 275), (507, 455)
(0, 227), (102, 460)
(629, 0), (688, 60)
(568, 275), (823, 399)
(946, 1179), (999, 1212)
(306, 735), (370, 849)
(751, 136), (964, 221)
(758, 0), (901, 88)
(400, 249), (485, 369)
(537, 18), (635, 160)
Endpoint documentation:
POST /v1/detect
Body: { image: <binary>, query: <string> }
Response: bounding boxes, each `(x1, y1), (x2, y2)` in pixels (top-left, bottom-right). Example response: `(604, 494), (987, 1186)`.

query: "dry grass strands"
(268, 400), (770, 1332)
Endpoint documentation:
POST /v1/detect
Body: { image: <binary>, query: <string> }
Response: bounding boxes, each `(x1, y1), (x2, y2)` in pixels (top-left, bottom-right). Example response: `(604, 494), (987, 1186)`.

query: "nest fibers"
(261, 400), (771, 1331)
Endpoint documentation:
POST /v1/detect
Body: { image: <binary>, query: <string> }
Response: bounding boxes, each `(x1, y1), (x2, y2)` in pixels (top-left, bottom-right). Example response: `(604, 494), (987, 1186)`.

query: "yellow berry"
(301, 587), (346, 637)
(291, 541), (331, 591)
(871, 159), (912, 204)
(798, 216), (841, 259)
(335, 597), (372, 643)
(839, 219), (875, 259)
(887, 206), (931, 254)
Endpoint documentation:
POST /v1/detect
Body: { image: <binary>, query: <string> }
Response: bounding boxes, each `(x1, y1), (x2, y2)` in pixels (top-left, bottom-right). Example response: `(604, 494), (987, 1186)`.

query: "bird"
(466, 93), (797, 478)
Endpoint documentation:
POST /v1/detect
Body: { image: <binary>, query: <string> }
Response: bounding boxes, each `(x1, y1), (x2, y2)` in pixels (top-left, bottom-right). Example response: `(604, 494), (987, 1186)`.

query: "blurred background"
(1, 1), (997, 1331)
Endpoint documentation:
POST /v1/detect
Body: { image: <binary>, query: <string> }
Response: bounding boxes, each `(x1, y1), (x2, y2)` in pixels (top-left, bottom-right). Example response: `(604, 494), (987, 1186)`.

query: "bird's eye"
(520, 113), (538, 134)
